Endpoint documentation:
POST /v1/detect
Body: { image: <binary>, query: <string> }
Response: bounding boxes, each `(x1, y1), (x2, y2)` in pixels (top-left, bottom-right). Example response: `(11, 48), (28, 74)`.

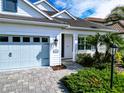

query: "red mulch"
(51, 64), (66, 71)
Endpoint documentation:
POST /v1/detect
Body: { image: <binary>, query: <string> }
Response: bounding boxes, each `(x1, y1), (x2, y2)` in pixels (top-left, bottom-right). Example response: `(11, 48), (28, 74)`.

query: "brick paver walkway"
(0, 61), (83, 93)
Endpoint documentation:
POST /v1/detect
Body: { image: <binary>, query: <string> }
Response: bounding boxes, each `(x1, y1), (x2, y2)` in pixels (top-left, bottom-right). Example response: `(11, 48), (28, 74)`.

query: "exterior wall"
(0, 0), (44, 18)
(36, 2), (56, 12)
(0, 21), (110, 66)
(0, 22), (62, 66)
(56, 13), (72, 19)
(62, 29), (107, 61)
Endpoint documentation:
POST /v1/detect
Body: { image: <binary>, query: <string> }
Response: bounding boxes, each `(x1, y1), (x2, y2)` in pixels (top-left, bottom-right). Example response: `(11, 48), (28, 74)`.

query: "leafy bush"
(76, 53), (94, 67)
(76, 53), (111, 69)
(121, 56), (124, 67)
(115, 52), (123, 63)
(93, 53), (111, 63)
(62, 68), (124, 93)
(94, 63), (111, 70)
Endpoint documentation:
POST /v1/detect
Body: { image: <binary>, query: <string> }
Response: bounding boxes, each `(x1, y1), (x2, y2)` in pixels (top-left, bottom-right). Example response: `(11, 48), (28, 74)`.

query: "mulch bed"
(51, 64), (67, 71)
(115, 63), (124, 73)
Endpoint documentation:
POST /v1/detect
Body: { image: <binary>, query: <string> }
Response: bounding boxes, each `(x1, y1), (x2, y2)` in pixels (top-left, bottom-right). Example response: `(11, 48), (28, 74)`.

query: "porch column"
(73, 34), (78, 62)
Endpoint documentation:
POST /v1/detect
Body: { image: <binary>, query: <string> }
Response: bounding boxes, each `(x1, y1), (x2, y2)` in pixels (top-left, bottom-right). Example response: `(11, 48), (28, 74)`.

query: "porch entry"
(61, 34), (73, 59)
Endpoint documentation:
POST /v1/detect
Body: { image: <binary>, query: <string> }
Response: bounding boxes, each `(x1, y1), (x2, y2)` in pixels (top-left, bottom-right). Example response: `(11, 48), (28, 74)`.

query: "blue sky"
(29, 0), (124, 19)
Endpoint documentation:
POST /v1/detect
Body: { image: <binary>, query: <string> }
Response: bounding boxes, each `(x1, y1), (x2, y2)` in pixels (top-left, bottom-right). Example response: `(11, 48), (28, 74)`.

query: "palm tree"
(101, 33), (124, 62)
(106, 6), (124, 25)
(88, 33), (124, 62)
(87, 33), (102, 63)
(87, 33), (101, 55)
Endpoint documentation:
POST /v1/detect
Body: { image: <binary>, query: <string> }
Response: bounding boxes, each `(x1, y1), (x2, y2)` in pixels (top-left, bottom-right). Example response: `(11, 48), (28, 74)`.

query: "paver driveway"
(0, 61), (83, 93)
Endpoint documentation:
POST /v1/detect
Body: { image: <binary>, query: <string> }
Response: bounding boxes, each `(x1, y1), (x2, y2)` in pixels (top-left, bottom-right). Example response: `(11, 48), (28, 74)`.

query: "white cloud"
(55, 0), (67, 8)
(54, 0), (124, 18)
(91, 0), (124, 18)
(69, 0), (100, 17)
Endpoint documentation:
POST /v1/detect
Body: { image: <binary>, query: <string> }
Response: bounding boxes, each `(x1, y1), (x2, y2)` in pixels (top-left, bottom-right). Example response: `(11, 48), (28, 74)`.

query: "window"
(0, 36), (8, 42)
(23, 37), (30, 42)
(33, 37), (40, 42)
(42, 37), (48, 42)
(78, 36), (92, 50)
(13, 37), (20, 42)
(78, 37), (85, 50)
(86, 37), (92, 50)
(3, 0), (17, 12)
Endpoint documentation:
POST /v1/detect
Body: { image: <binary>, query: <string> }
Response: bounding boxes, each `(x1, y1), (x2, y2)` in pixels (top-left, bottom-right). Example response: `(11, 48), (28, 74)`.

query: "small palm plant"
(87, 33), (102, 63)
(87, 33), (124, 63)
(87, 33), (101, 55)
(100, 33), (124, 62)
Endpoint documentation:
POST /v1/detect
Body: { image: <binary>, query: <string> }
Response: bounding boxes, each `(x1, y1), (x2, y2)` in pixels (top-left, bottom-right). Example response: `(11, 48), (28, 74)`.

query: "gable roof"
(0, 13), (60, 24)
(23, 0), (52, 20)
(84, 17), (105, 23)
(111, 23), (124, 32)
(51, 10), (77, 20)
(34, 0), (59, 12)
(108, 21), (124, 32)
(85, 17), (124, 32)
(54, 18), (112, 30)
(0, 13), (115, 32)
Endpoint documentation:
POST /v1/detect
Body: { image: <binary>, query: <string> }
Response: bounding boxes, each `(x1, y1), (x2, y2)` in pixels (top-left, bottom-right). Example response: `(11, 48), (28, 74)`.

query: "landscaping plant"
(77, 53), (94, 67)
(62, 68), (124, 93)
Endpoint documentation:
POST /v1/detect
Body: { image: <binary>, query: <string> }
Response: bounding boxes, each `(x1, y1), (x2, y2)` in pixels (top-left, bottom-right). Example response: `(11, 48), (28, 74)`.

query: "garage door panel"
(0, 36), (50, 70)
(20, 45), (42, 67)
(9, 45), (21, 69)
(41, 59), (49, 66)
(0, 45), (10, 69)
(41, 44), (49, 58)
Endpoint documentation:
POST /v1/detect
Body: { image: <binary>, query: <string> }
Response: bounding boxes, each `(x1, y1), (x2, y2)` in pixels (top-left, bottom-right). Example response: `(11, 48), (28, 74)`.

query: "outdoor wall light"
(54, 37), (58, 46)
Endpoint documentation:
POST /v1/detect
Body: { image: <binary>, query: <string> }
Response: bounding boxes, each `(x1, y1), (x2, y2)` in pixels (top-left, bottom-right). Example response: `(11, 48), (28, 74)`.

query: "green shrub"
(94, 63), (111, 70)
(115, 52), (123, 63)
(76, 53), (111, 69)
(62, 68), (124, 93)
(76, 53), (94, 67)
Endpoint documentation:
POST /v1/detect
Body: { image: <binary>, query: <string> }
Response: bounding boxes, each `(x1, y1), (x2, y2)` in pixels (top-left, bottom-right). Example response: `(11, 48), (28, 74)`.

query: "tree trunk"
(104, 46), (110, 63)
(95, 45), (100, 63)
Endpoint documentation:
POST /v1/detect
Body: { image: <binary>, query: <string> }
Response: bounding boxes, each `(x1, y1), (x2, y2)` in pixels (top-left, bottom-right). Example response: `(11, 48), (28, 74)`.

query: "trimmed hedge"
(62, 68), (124, 93)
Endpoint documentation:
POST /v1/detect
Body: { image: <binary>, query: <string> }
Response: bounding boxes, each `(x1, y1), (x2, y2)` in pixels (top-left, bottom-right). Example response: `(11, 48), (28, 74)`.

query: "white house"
(0, 0), (116, 70)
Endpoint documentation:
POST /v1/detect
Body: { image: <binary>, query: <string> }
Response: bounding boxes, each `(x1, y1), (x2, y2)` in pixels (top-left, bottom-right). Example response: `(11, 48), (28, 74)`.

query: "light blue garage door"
(0, 36), (50, 70)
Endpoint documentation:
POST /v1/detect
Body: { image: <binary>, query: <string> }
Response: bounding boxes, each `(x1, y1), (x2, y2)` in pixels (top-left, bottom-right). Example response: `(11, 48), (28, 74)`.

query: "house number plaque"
(53, 49), (59, 53)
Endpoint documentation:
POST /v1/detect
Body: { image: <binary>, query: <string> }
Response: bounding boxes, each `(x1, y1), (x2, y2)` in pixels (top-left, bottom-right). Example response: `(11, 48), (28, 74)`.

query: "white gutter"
(0, 18), (116, 32)
(65, 26), (117, 32)
(0, 18), (68, 27)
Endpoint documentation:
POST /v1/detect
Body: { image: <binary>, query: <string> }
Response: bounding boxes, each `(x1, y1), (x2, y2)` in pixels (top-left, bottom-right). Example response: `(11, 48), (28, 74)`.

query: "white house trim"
(34, 0), (59, 12)
(65, 26), (117, 32)
(0, 18), (116, 32)
(0, 18), (68, 27)
(23, 0), (53, 20)
(73, 34), (78, 61)
(34, 0), (45, 4)
(51, 10), (77, 20)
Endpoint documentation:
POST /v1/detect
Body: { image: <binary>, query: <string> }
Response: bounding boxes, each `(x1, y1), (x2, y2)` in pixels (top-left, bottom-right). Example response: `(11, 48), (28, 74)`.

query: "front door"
(64, 34), (73, 58)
